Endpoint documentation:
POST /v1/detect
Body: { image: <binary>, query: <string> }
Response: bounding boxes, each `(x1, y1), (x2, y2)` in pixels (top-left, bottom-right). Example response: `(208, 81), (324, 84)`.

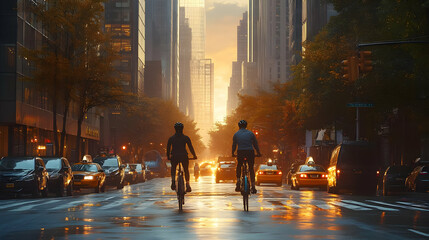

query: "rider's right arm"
(232, 133), (237, 156)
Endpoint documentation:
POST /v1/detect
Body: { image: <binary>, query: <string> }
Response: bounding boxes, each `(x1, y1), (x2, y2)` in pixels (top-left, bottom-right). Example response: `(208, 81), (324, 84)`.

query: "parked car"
(291, 163), (327, 190)
(215, 161), (236, 183)
(129, 163), (145, 183)
(93, 155), (125, 189)
(144, 151), (167, 178)
(256, 164), (283, 186)
(124, 164), (137, 184)
(0, 156), (49, 197)
(72, 162), (105, 193)
(327, 141), (379, 194)
(43, 157), (74, 197)
(382, 165), (413, 196)
(405, 165), (429, 192)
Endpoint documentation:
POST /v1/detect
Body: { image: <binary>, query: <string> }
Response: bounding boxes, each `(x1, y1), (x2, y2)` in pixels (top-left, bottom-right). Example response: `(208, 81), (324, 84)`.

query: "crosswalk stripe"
(328, 201), (371, 210)
(342, 200), (398, 211)
(408, 229), (429, 237)
(11, 200), (61, 211)
(366, 200), (429, 212)
(50, 200), (87, 210)
(99, 199), (128, 209)
(396, 201), (429, 209)
(0, 200), (41, 210)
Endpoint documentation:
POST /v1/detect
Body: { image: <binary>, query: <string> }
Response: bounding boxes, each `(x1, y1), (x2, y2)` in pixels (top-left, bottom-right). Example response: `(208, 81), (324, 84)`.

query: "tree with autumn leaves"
(211, 0), (429, 164)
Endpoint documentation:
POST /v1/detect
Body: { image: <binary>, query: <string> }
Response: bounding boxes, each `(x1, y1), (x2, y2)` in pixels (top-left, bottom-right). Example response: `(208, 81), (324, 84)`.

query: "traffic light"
(359, 51), (373, 73)
(341, 56), (359, 81)
(122, 145), (126, 150)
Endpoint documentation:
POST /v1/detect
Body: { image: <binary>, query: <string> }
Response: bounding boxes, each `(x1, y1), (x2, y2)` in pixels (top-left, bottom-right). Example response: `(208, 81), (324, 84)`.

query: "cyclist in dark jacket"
(167, 122), (197, 192)
(232, 120), (261, 194)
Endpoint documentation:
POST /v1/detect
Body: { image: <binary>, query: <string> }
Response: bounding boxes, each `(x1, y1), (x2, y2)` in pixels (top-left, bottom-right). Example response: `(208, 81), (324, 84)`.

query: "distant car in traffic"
(93, 155), (125, 189)
(215, 161), (236, 183)
(405, 165), (429, 192)
(327, 142), (379, 194)
(144, 151), (167, 178)
(200, 162), (213, 176)
(382, 165), (412, 196)
(0, 156), (49, 197)
(129, 163), (145, 183)
(124, 164), (138, 184)
(291, 163), (327, 190)
(72, 162), (106, 193)
(256, 164), (283, 186)
(43, 157), (74, 197)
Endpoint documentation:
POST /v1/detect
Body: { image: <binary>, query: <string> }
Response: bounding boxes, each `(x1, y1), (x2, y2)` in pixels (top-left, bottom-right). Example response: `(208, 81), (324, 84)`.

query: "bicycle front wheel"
(177, 176), (185, 211)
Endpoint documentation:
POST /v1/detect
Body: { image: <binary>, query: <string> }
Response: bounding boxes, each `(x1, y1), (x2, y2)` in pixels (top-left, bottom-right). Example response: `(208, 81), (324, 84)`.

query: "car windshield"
(94, 158), (118, 167)
(72, 164), (98, 172)
(130, 164), (141, 170)
(259, 165), (278, 170)
(299, 165), (325, 172)
(0, 158), (34, 171)
(340, 145), (376, 167)
(44, 159), (61, 170)
(388, 166), (412, 175)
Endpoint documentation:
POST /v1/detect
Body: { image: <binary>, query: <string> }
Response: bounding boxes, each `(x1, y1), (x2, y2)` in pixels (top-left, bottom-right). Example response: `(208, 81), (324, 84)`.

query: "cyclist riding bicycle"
(232, 120), (261, 194)
(167, 122), (197, 192)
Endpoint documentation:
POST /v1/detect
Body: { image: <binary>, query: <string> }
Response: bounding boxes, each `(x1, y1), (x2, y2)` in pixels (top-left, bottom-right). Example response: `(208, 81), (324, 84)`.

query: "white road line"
(50, 200), (87, 210)
(0, 200), (42, 210)
(408, 229), (429, 237)
(328, 201), (371, 211)
(314, 204), (334, 209)
(397, 201), (429, 209)
(342, 200), (398, 211)
(366, 200), (429, 212)
(11, 200), (61, 211)
(99, 199), (128, 210)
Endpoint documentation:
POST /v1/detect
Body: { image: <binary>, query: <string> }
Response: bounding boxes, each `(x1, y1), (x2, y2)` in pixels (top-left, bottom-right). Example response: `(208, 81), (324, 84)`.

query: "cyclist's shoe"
(235, 181), (241, 192)
(251, 187), (257, 194)
(186, 183), (192, 192)
(171, 181), (176, 191)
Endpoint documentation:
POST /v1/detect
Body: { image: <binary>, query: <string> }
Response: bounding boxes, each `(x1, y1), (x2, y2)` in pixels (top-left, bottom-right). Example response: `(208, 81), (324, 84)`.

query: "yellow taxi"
(71, 162), (106, 193)
(290, 161), (328, 190)
(256, 164), (283, 186)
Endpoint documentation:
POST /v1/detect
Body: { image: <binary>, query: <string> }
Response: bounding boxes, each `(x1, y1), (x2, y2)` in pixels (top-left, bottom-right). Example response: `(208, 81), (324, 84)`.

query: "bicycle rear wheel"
(243, 175), (249, 211)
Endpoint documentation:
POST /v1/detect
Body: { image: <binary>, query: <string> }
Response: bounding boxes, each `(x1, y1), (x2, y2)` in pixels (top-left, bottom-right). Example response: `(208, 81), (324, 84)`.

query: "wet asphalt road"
(0, 175), (428, 240)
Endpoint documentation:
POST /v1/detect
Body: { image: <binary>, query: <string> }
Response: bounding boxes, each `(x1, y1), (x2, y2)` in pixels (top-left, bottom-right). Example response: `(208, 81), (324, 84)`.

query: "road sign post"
(347, 103), (374, 140)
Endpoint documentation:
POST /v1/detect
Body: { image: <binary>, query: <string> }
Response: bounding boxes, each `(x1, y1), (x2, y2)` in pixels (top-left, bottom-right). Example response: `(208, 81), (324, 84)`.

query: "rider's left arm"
(187, 137), (197, 159)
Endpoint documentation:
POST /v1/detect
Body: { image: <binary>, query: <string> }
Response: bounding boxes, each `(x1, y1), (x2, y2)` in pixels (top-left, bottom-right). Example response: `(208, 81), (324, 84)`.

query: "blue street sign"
(347, 102), (374, 108)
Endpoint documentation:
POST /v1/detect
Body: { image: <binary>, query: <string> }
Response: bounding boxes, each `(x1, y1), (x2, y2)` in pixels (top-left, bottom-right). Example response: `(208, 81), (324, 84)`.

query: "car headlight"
(84, 176), (94, 180)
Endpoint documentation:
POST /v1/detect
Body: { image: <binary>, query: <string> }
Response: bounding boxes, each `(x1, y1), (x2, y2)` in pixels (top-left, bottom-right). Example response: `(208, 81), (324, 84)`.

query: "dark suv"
(93, 155), (125, 189)
(215, 161), (236, 183)
(327, 142), (379, 194)
(43, 157), (74, 197)
(0, 156), (49, 197)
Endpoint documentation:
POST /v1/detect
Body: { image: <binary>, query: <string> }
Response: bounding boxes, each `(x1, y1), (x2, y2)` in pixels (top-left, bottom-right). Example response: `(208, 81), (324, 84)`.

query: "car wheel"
(292, 180), (299, 190)
(57, 178), (65, 197)
(101, 182), (106, 192)
(67, 181), (73, 196)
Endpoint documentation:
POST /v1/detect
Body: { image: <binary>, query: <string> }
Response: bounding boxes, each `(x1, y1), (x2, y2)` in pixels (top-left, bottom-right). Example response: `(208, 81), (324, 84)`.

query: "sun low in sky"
(206, 0), (247, 124)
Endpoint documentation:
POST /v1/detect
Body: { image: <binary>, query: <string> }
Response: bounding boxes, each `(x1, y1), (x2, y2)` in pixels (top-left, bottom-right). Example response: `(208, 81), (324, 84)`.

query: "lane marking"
(328, 201), (371, 210)
(99, 199), (128, 210)
(408, 229), (429, 237)
(366, 200), (429, 212)
(342, 200), (398, 211)
(50, 200), (87, 210)
(396, 201), (429, 209)
(11, 200), (61, 211)
(0, 200), (41, 210)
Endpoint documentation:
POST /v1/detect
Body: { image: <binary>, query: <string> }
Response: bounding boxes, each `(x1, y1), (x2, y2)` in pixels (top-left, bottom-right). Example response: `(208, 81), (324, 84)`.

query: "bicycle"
(241, 157), (251, 211)
(176, 157), (195, 211)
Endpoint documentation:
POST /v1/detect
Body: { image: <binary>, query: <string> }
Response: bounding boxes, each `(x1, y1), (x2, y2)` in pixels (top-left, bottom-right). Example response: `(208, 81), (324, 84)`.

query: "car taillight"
(258, 171), (264, 175)
(321, 174), (327, 178)
(376, 170), (380, 177)
(300, 174), (308, 178)
(420, 172), (428, 175)
(277, 171), (282, 175)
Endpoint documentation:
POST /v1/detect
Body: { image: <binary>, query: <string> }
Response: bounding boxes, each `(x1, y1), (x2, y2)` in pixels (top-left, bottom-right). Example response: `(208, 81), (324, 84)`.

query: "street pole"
(356, 107), (359, 141)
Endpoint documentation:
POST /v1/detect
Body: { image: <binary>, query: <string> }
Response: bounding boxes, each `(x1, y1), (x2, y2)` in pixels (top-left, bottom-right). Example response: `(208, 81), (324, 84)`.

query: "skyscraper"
(145, 0), (179, 102)
(180, 0), (213, 140)
(179, 7), (193, 115)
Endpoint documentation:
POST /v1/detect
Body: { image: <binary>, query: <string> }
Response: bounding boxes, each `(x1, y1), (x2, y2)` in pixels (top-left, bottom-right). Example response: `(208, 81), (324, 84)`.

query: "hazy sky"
(206, 0), (248, 123)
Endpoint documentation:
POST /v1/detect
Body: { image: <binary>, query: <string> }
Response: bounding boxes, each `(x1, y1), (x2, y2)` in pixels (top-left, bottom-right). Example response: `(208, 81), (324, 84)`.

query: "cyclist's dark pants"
(236, 150), (255, 185)
(171, 155), (190, 182)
